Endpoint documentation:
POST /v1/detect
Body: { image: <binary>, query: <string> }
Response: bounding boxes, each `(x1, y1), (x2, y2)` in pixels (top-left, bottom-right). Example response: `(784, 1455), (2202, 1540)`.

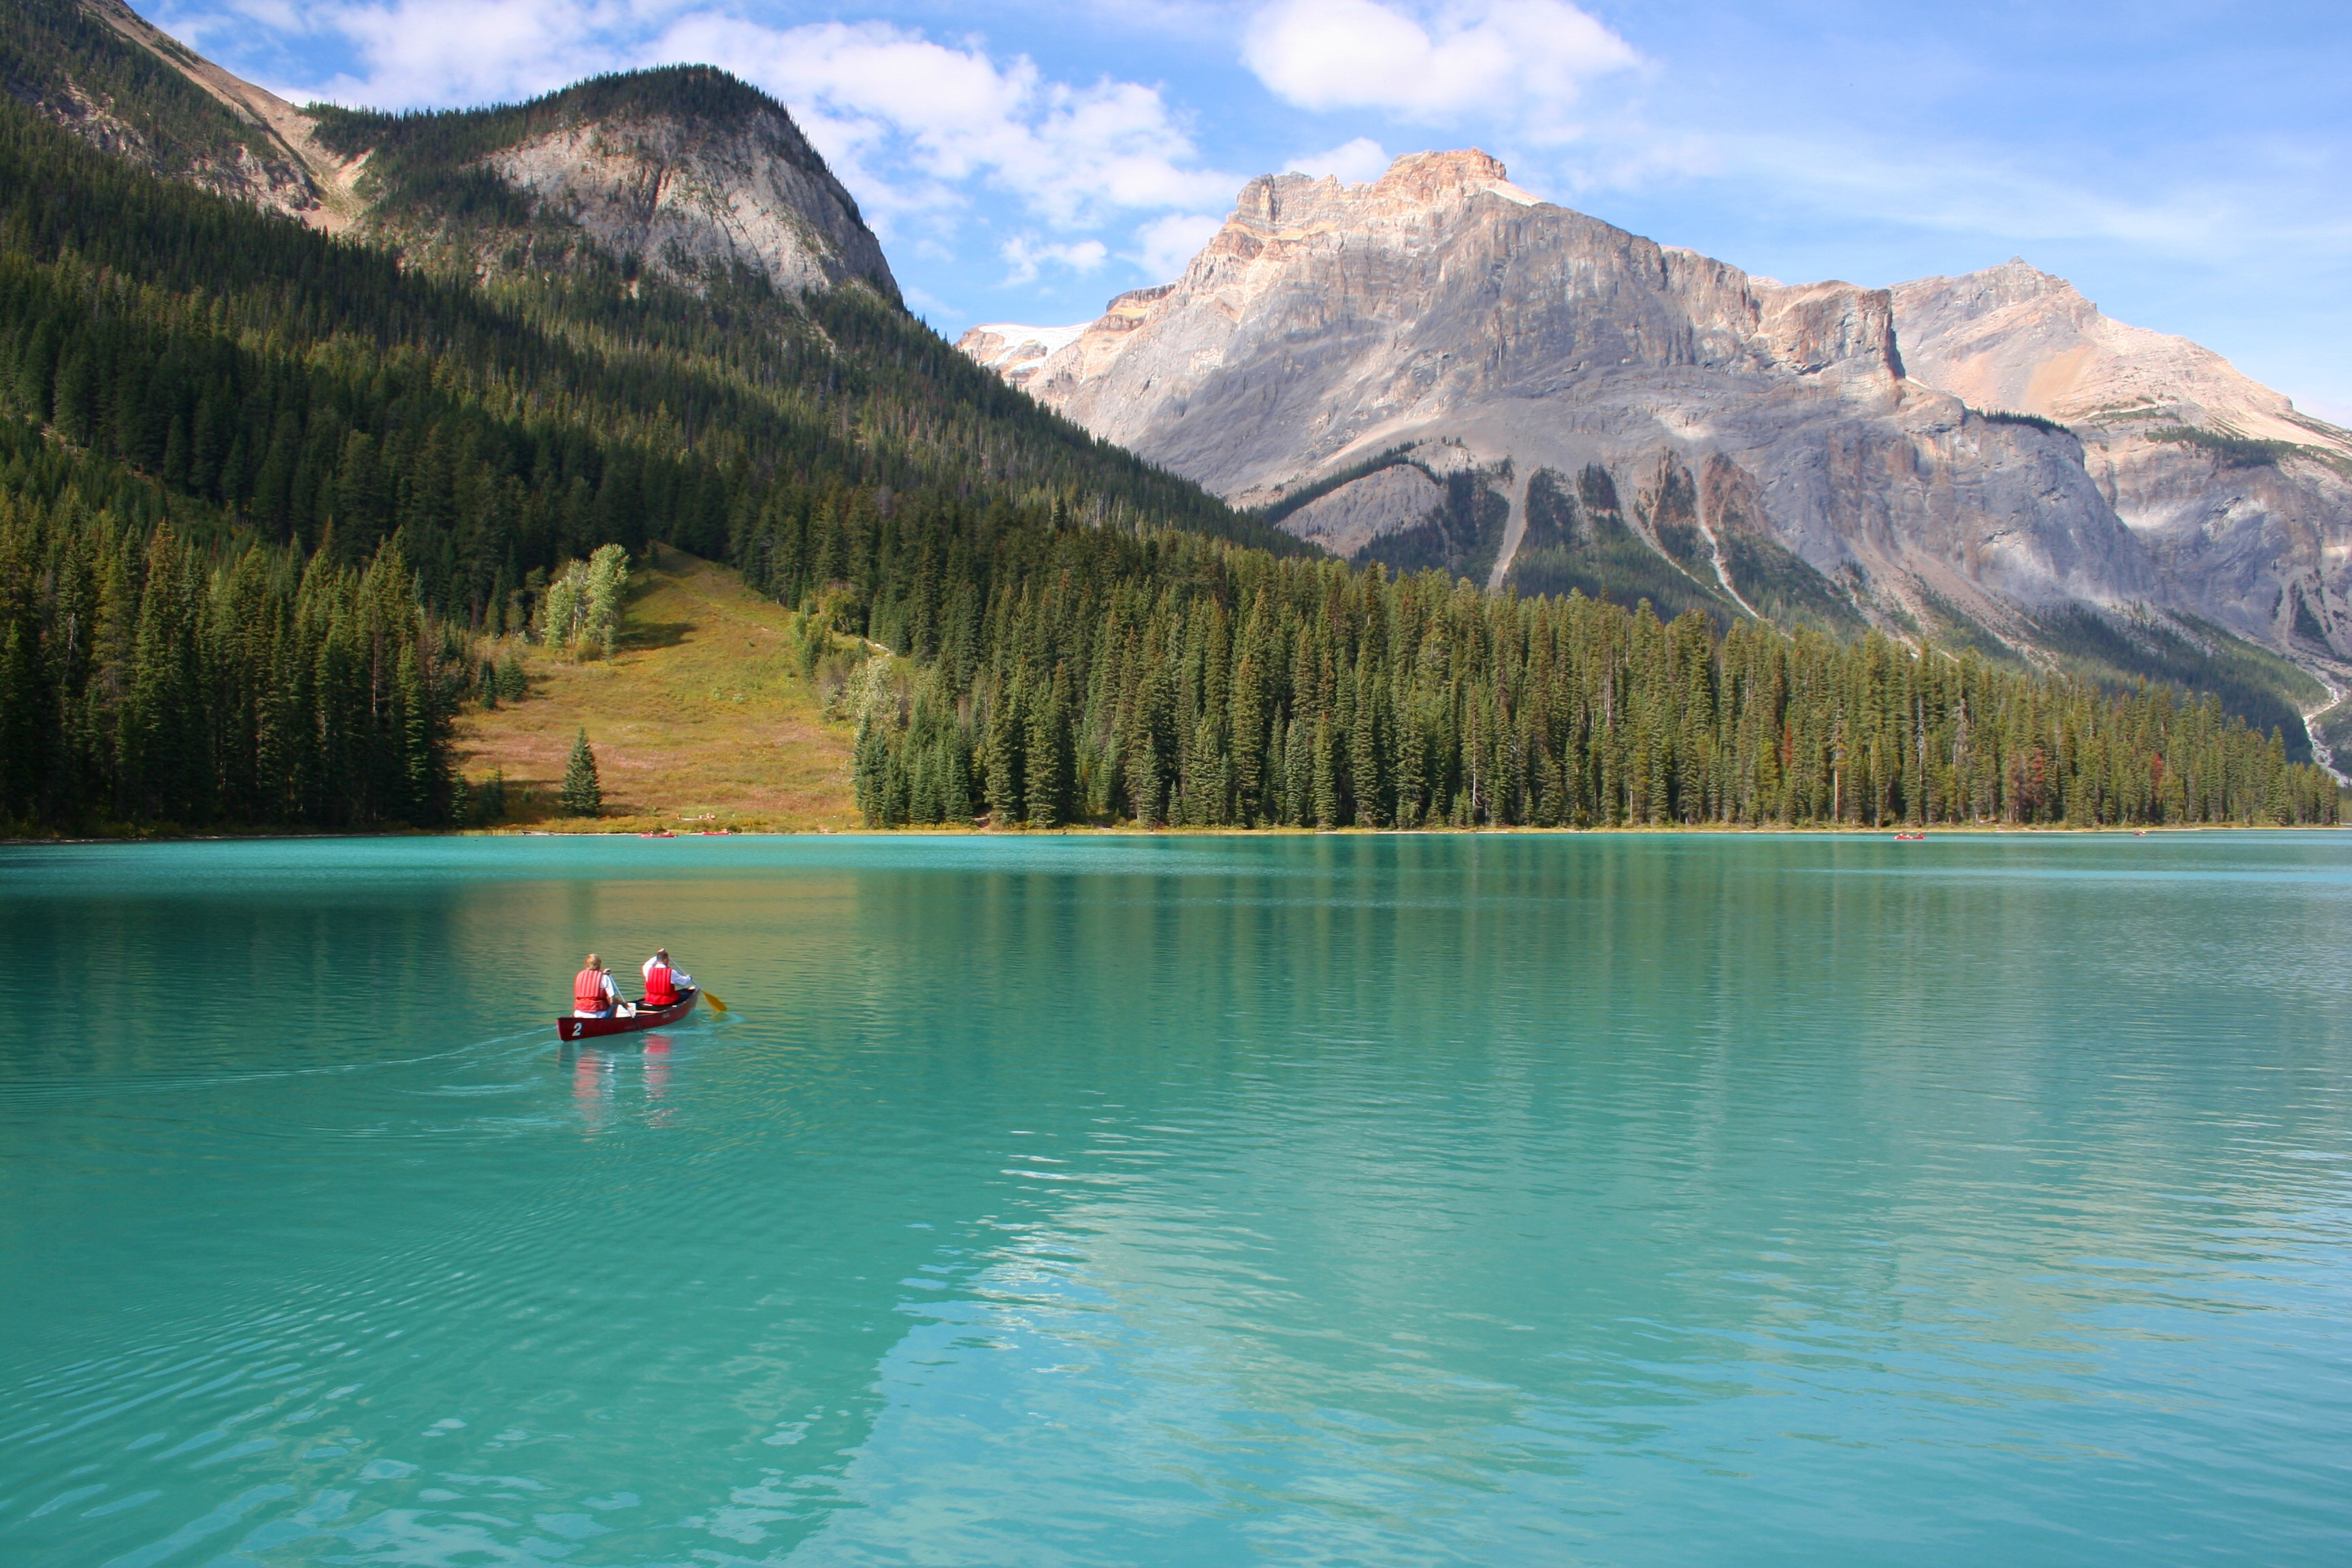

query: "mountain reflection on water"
(3, 833), (2349, 1567)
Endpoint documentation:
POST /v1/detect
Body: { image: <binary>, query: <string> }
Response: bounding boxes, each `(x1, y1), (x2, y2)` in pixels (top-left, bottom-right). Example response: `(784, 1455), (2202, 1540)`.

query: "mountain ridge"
(964, 151), (2151, 649)
(5, 1), (896, 301)
(2, 0), (357, 223)
(956, 152), (2347, 730)
(0, 8), (2340, 838)
(1891, 259), (2352, 666)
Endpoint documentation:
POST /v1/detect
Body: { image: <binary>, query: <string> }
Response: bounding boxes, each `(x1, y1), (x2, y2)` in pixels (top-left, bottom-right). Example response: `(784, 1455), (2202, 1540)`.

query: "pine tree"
(560, 729), (603, 816)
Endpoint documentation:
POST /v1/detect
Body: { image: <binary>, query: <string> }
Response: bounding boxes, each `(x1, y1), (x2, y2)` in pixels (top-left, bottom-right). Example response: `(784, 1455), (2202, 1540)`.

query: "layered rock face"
(1893, 260), (2352, 660)
(975, 151), (2151, 641)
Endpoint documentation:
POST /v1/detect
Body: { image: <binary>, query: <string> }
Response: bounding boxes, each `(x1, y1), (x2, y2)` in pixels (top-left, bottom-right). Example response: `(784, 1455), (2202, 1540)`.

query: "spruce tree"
(983, 676), (1025, 826)
(560, 729), (603, 816)
(1026, 663), (1073, 828)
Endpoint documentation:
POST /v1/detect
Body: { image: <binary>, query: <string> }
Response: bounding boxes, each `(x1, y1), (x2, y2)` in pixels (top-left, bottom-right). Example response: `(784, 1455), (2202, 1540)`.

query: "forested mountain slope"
(0, 6), (2336, 836)
(1, 0), (896, 297)
(0, 24), (1288, 834)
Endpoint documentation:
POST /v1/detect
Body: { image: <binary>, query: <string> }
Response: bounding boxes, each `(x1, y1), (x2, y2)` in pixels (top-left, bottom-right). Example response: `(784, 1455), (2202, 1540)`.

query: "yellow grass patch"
(453, 546), (860, 832)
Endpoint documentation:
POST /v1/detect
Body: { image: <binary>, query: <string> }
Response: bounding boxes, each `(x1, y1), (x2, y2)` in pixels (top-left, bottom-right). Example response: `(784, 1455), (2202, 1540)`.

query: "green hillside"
(0, 41), (1289, 836)
(0, 0), (278, 174)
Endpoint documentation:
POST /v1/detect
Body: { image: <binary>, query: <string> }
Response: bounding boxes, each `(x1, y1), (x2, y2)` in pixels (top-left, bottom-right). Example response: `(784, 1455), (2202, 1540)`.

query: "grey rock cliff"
(480, 109), (898, 301)
(1893, 259), (2352, 663)
(987, 151), (2152, 645)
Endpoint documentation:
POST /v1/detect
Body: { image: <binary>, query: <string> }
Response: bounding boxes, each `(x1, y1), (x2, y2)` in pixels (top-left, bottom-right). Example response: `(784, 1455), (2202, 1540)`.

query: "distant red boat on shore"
(1894, 832), (1927, 841)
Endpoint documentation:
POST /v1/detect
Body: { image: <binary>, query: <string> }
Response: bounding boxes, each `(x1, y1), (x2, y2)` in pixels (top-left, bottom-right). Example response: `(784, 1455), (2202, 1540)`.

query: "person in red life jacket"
(573, 953), (621, 1018)
(640, 948), (691, 1008)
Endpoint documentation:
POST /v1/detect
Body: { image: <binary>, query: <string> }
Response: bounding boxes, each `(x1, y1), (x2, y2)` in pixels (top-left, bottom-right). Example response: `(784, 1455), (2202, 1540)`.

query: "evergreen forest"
(822, 516), (2341, 830)
(0, 31), (2338, 836)
(0, 70), (1281, 833)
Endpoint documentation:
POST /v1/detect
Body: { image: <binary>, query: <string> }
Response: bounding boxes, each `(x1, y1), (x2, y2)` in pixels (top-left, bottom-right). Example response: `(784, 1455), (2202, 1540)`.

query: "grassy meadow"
(455, 546), (860, 832)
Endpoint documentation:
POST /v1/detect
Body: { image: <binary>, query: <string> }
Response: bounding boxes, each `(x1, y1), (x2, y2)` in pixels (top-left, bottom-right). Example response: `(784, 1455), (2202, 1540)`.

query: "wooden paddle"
(700, 987), (729, 1013)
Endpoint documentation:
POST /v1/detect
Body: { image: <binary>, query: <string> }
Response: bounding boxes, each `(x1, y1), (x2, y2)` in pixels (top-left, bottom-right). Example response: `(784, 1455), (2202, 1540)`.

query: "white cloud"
(1000, 235), (1111, 285)
(1134, 212), (1224, 279)
(225, 0), (642, 109)
(1286, 136), (1392, 184)
(1243, 0), (1638, 140)
(653, 16), (1239, 235)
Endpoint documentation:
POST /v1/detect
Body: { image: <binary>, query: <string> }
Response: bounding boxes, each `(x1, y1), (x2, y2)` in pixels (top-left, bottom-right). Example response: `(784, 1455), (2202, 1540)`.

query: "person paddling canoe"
(641, 948), (691, 1008)
(573, 953), (623, 1019)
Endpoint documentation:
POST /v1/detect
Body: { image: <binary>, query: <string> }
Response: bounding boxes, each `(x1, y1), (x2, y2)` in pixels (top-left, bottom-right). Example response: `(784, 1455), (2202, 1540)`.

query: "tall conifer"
(561, 729), (603, 816)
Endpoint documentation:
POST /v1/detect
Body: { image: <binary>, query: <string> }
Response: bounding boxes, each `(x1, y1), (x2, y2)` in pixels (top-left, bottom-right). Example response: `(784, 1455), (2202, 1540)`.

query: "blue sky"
(150, 1), (2352, 421)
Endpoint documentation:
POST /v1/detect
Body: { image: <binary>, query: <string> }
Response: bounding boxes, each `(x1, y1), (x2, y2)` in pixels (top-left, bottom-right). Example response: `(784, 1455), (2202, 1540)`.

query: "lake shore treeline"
(796, 512), (2341, 831)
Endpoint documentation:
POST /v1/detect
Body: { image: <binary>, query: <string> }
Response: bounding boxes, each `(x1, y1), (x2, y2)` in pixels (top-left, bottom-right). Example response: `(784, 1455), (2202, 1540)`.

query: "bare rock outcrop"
(483, 110), (898, 300)
(1893, 260), (2352, 661)
(1279, 463), (1448, 557)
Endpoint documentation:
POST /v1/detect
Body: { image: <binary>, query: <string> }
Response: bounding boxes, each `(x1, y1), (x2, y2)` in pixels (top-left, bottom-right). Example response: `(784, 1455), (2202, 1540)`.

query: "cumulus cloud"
(1243, 0), (1638, 141)
(1134, 212), (1224, 279)
(1000, 235), (1111, 286)
(1286, 136), (1392, 184)
(655, 16), (1239, 234)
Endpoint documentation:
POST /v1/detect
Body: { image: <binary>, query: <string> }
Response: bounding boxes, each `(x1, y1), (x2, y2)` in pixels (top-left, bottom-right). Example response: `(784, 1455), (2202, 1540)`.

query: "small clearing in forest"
(455, 546), (859, 832)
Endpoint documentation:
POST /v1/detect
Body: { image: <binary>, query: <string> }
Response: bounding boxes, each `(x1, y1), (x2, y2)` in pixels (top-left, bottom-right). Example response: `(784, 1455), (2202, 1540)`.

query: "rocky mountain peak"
(465, 74), (898, 300)
(1891, 259), (2329, 444)
(959, 150), (2159, 647)
(1894, 258), (2352, 661)
(1893, 258), (2098, 354)
(1933, 257), (2082, 316)
(304, 66), (898, 301)
(10, 6), (896, 301)
(1226, 148), (1539, 238)
(1367, 148), (1526, 205)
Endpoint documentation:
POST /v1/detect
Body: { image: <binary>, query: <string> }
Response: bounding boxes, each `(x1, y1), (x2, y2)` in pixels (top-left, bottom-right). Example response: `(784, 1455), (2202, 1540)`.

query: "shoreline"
(6, 820), (2338, 847)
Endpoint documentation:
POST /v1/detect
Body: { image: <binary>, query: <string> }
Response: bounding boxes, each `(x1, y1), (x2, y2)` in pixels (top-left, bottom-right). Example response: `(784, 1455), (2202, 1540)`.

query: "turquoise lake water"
(3, 832), (2349, 1566)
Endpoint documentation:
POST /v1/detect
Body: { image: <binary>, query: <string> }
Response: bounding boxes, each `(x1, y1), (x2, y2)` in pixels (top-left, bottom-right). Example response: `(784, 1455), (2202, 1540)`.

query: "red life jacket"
(643, 964), (678, 1007)
(574, 968), (608, 1011)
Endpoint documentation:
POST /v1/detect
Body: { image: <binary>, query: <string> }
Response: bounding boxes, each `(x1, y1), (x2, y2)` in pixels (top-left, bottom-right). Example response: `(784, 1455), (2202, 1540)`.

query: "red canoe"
(557, 988), (698, 1041)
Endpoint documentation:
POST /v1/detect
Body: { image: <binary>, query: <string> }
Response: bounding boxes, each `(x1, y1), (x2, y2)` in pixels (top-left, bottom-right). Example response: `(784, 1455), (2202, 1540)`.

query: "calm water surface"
(2, 832), (2349, 1566)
